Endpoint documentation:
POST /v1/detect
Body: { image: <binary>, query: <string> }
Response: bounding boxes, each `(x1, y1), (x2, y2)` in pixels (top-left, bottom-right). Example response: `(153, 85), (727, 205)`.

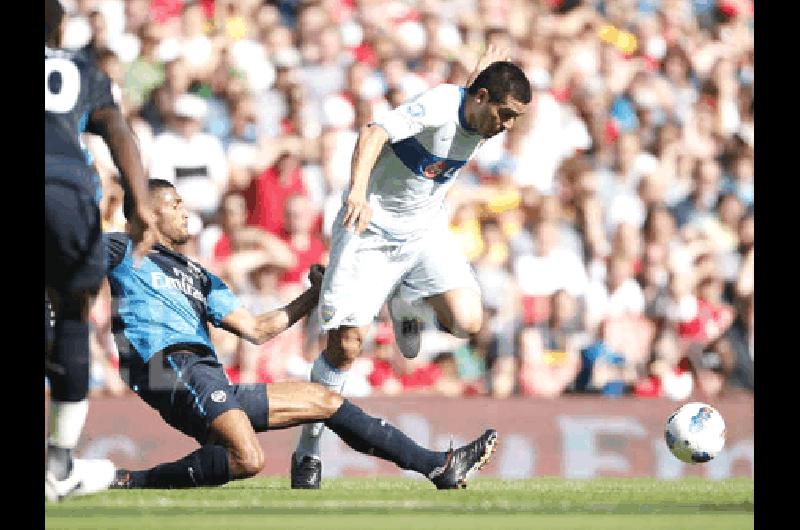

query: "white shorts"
(318, 210), (480, 331)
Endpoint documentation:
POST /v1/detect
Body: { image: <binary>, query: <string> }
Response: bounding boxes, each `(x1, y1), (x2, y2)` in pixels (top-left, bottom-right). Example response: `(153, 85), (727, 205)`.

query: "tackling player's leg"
(113, 380), (498, 490)
(113, 409), (257, 489)
(111, 349), (265, 488)
(273, 382), (499, 490)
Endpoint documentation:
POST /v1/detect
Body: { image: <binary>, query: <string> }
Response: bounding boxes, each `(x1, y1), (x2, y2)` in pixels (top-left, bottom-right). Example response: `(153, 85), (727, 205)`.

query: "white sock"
(295, 354), (349, 462)
(48, 400), (89, 449)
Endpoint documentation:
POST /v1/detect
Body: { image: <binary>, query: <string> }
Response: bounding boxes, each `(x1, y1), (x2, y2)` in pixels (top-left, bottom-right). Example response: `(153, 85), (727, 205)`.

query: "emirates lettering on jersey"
(151, 269), (204, 302)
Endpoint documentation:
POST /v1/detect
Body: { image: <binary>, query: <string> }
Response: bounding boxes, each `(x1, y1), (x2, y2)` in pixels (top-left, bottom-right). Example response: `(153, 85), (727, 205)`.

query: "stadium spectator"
(139, 56), (192, 135)
(81, 9), (110, 62)
(57, 0), (753, 400)
(223, 95), (259, 176)
(515, 219), (589, 325)
(279, 193), (326, 288)
(149, 93), (229, 221)
(718, 292), (754, 392)
(517, 314), (582, 398)
(671, 157), (723, 228)
(574, 321), (639, 398)
(222, 247), (301, 385)
(368, 322), (464, 397)
(639, 241), (672, 325)
(244, 138), (306, 235)
(586, 253), (645, 331)
(200, 191), (248, 265)
(124, 22), (165, 111)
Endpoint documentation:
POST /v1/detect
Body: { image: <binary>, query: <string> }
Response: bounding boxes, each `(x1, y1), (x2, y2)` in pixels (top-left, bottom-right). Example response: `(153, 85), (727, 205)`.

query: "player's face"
(475, 90), (528, 139)
(152, 188), (190, 245)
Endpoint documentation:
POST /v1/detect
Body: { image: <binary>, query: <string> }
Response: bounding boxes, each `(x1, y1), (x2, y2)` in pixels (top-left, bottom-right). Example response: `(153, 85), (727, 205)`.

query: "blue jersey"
(104, 233), (241, 363)
(45, 45), (115, 197)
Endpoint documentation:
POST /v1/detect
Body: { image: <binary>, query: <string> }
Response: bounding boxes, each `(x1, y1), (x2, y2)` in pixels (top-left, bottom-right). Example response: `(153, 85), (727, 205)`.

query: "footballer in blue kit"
(106, 179), (497, 490)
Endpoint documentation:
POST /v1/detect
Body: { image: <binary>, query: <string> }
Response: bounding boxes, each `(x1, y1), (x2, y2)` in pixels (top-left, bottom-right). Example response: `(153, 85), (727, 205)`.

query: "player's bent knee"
(231, 444), (265, 478)
(462, 314), (483, 335)
(453, 309), (482, 336)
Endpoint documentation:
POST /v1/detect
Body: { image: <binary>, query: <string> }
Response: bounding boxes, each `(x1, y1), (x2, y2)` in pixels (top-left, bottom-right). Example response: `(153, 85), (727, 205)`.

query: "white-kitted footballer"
(318, 84), (487, 332)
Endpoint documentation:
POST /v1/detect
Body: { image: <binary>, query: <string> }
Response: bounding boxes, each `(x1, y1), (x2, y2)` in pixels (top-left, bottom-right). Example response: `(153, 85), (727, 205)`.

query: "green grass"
(45, 477), (754, 530)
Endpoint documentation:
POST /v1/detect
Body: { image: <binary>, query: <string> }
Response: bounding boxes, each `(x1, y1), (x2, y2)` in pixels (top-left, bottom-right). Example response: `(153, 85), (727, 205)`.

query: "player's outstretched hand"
(308, 264), (325, 288)
(343, 191), (372, 235)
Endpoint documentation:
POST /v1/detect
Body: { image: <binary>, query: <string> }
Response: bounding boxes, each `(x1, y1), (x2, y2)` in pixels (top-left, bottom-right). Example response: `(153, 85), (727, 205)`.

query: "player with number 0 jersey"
(45, 0), (153, 502)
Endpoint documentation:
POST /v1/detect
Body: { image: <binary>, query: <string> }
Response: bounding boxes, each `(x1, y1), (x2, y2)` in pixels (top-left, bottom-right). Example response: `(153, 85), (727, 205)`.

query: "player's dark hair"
(123, 179), (175, 219)
(45, 0), (65, 43)
(467, 61), (532, 105)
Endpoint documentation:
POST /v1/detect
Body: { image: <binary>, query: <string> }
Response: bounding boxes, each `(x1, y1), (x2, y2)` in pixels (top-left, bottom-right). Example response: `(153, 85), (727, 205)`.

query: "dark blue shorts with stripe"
(123, 348), (270, 444)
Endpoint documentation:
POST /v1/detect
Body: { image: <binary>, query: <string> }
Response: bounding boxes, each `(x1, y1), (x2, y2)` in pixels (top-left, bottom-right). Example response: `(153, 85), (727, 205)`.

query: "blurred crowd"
(57, 0), (754, 401)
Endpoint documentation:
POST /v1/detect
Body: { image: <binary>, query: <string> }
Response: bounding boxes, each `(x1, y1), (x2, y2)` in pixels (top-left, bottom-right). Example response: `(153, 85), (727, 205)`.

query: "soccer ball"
(664, 402), (726, 464)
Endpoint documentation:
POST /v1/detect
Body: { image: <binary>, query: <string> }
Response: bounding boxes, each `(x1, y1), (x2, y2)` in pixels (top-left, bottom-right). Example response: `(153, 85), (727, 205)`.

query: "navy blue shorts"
(124, 348), (270, 444)
(45, 182), (105, 295)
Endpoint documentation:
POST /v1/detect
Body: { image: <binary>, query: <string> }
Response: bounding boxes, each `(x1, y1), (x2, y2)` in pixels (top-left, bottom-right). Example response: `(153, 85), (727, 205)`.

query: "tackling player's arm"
(220, 265), (324, 345)
(343, 124), (389, 234)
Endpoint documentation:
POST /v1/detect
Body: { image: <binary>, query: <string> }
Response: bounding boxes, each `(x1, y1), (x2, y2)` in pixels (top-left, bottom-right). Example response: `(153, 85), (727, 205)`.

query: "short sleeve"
(206, 272), (241, 327)
(104, 232), (130, 271)
(372, 84), (456, 143)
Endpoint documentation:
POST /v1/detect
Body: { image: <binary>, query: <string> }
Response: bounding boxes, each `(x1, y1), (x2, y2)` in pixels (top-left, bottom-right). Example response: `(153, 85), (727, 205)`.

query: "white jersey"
(367, 84), (485, 240)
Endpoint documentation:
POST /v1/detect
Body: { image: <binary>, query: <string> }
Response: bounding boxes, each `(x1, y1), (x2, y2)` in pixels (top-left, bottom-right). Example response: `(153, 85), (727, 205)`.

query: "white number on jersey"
(45, 58), (81, 113)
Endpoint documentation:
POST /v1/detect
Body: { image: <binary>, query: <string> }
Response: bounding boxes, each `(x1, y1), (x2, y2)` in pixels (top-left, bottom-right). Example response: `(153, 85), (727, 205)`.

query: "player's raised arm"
(221, 265), (325, 345)
(88, 106), (156, 257)
(343, 124), (388, 234)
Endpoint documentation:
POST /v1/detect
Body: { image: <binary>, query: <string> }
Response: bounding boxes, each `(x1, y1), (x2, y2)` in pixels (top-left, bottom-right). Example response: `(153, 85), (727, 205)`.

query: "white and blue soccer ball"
(665, 402), (726, 464)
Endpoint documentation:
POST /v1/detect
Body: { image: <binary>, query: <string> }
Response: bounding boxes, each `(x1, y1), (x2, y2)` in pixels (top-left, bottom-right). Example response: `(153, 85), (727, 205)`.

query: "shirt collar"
(459, 87), (478, 134)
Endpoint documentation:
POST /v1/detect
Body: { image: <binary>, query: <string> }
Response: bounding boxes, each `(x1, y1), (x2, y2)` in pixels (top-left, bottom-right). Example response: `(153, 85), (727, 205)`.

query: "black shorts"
(45, 182), (105, 295)
(124, 348), (270, 445)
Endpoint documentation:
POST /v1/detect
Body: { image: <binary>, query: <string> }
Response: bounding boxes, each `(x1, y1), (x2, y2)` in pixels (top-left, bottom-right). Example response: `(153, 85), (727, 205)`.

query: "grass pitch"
(45, 477), (754, 530)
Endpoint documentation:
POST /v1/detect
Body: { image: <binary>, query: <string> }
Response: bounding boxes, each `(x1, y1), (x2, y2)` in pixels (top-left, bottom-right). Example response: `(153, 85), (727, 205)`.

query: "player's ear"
(475, 88), (490, 104)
